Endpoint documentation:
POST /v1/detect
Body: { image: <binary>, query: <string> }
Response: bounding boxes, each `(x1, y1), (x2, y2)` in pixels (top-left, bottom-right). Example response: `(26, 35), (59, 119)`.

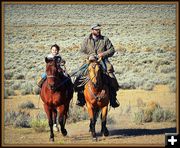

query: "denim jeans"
(41, 73), (47, 79)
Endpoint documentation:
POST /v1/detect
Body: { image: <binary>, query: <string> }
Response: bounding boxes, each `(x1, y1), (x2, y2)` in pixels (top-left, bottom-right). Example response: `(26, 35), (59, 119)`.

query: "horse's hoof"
(92, 137), (97, 142)
(104, 130), (109, 136)
(101, 128), (109, 137)
(62, 129), (67, 136)
(49, 138), (54, 142)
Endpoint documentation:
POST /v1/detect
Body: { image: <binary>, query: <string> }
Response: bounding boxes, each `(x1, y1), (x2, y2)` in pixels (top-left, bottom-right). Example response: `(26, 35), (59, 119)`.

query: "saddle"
(73, 63), (110, 92)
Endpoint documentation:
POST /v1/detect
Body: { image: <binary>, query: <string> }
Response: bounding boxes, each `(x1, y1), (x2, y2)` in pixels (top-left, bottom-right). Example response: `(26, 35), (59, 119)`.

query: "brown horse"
(40, 57), (73, 142)
(84, 58), (110, 140)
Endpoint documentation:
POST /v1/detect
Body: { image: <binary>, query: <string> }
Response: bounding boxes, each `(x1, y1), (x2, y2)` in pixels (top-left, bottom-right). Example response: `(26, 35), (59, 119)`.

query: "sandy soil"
(3, 85), (177, 146)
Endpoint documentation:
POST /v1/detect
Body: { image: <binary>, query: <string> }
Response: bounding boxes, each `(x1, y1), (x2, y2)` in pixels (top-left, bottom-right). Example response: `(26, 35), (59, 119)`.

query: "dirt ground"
(3, 85), (177, 146)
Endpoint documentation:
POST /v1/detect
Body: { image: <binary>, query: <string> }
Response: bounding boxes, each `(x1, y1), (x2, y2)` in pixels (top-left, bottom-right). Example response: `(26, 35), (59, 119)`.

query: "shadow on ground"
(107, 127), (176, 137)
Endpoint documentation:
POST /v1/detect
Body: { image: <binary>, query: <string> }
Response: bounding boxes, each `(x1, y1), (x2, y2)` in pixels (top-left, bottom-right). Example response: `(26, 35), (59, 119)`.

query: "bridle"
(87, 62), (102, 89)
(47, 75), (56, 78)
(46, 67), (70, 91)
(87, 62), (104, 101)
(46, 61), (60, 90)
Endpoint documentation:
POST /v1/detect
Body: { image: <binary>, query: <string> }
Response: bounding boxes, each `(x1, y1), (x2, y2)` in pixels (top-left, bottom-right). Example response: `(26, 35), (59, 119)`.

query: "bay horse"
(84, 57), (110, 140)
(40, 57), (73, 142)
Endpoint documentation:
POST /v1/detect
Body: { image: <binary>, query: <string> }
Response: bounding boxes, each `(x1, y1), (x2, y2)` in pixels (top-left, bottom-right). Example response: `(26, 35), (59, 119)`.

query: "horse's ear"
(45, 57), (53, 63)
(45, 57), (49, 63)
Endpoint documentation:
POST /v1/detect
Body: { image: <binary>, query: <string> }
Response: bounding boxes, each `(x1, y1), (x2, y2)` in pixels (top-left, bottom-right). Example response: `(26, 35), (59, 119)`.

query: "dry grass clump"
(21, 82), (33, 95)
(14, 73), (25, 80)
(5, 110), (31, 128)
(4, 88), (15, 99)
(67, 104), (89, 124)
(12, 81), (21, 90)
(18, 101), (35, 109)
(30, 111), (48, 132)
(4, 71), (13, 80)
(133, 101), (176, 124)
(30, 119), (48, 133)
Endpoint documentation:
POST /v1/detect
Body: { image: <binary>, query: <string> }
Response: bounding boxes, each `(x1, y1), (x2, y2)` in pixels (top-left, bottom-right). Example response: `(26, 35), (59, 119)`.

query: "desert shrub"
(155, 75), (170, 85)
(30, 119), (48, 132)
(119, 74), (136, 89)
(15, 73), (25, 80)
(133, 101), (176, 124)
(151, 107), (164, 122)
(163, 110), (176, 122)
(30, 111), (48, 132)
(26, 72), (37, 79)
(159, 65), (176, 74)
(133, 101), (158, 124)
(168, 73), (176, 81)
(12, 81), (21, 90)
(21, 82), (33, 95)
(5, 110), (31, 128)
(67, 105), (89, 124)
(5, 111), (17, 125)
(169, 81), (176, 92)
(133, 109), (144, 124)
(37, 110), (47, 120)
(141, 80), (154, 91)
(4, 62), (11, 70)
(14, 66), (24, 74)
(115, 66), (126, 75)
(18, 101), (35, 109)
(133, 78), (145, 89)
(14, 112), (31, 128)
(4, 88), (15, 98)
(33, 86), (40, 95)
(4, 71), (13, 80)
(154, 48), (166, 53)
(152, 108), (176, 122)
(106, 116), (116, 124)
(119, 82), (135, 89)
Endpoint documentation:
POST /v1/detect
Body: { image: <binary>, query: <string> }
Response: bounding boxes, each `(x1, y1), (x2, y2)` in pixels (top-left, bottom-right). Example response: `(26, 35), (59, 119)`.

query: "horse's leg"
(101, 106), (109, 136)
(86, 102), (97, 140)
(57, 105), (67, 136)
(53, 109), (59, 132)
(44, 104), (54, 141)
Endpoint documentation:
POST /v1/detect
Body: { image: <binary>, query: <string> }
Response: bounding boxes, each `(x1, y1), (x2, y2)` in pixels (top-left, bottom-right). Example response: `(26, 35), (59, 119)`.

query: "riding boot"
(110, 88), (120, 108)
(76, 90), (86, 107)
(37, 78), (46, 88)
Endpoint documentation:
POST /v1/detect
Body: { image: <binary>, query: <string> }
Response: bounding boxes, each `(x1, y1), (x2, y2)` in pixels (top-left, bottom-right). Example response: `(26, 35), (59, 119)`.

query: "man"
(75, 23), (120, 108)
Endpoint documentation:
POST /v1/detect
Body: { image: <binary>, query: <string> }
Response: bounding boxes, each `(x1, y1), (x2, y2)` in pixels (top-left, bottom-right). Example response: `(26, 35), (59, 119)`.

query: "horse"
(84, 57), (110, 140)
(40, 57), (73, 142)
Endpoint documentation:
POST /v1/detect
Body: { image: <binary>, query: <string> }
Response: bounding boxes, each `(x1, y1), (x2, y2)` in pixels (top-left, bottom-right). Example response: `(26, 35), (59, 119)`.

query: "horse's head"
(88, 56), (102, 89)
(45, 57), (60, 90)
